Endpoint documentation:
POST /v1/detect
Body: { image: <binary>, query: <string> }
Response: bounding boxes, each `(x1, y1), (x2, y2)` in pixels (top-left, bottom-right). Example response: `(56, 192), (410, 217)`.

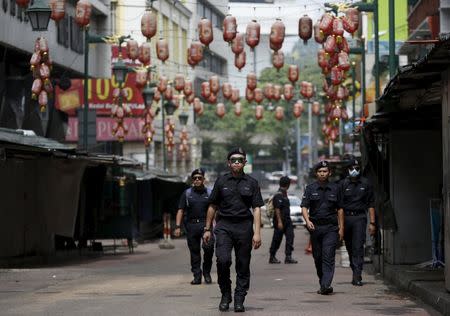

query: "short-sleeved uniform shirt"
(273, 189), (291, 222)
(300, 181), (342, 220)
(340, 176), (375, 212)
(178, 187), (210, 220)
(208, 172), (264, 219)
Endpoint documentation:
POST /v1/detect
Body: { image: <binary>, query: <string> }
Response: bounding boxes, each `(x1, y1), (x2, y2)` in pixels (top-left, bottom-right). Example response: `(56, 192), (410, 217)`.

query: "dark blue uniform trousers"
(186, 222), (214, 278)
(269, 220), (294, 257)
(214, 218), (253, 299)
(310, 224), (339, 288)
(344, 215), (367, 279)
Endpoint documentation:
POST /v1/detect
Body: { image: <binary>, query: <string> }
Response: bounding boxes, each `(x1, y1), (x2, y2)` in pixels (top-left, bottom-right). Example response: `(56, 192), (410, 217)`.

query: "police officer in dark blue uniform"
(203, 147), (264, 313)
(301, 161), (344, 295)
(341, 158), (376, 286)
(269, 176), (298, 264)
(175, 168), (214, 285)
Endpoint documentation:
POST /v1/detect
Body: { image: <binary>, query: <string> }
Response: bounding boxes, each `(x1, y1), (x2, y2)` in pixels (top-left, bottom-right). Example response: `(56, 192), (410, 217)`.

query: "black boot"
(234, 296), (245, 313)
(203, 273), (212, 284)
(284, 256), (298, 264)
(219, 293), (232, 311)
(190, 275), (201, 285)
(317, 286), (333, 295)
(269, 255), (281, 264)
(352, 275), (363, 286)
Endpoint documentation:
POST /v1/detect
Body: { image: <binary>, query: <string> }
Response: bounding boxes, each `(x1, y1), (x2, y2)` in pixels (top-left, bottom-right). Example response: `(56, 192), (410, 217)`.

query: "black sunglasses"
(229, 157), (245, 164)
(192, 176), (203, 180)
(349, 167), (360, 171)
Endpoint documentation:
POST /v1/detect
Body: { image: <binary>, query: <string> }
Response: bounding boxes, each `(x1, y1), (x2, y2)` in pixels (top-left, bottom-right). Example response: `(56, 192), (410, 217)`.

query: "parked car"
(266, 171), (298, 184)
(261, 195), (305, 228)
(288, 195), (304, 226)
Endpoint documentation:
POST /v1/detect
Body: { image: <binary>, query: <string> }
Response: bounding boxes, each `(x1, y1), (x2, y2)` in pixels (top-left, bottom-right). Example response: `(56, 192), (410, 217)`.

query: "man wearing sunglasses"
(203, 147), (264, 312)
(340, 158), (376, 286)
(175, 168), (214, 285)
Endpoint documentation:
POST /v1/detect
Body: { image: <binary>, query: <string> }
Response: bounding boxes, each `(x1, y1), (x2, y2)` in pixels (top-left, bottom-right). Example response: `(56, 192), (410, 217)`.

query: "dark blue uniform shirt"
(340, 177), (375, 212)
(301, 181), (342, 220)
(273, 189), (291, 221)
(208, 172), (264, 219)
(178, 187), (210, 220)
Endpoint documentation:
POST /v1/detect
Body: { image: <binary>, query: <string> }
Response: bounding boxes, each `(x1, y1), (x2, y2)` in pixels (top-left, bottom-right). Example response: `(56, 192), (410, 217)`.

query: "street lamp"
(164, 100), (176, 116)
(26, 0), (51, 31)
(178, 112), (189, 126)
(112, 58), (128, 86)
(142, 82), (156, 108)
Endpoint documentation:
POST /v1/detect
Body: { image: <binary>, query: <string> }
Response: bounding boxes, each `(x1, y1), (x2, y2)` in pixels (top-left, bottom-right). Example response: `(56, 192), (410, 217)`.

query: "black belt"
(311, 217), (337, 226)
(345, 210), (366, 216)
(188, 218), (205, 223)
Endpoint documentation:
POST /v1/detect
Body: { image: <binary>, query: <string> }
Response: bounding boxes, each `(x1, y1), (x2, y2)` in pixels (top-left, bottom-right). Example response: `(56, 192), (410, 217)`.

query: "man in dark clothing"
(269, 176), (298, 264)
(341, 158), (376, 286)
(203, 147), (264, 313)
(301, 161), (344, 295)
(175, 168), (214, 285)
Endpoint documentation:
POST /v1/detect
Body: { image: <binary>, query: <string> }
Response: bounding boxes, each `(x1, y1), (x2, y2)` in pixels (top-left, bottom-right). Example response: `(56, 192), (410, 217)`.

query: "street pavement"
(0, 227), (440, 316)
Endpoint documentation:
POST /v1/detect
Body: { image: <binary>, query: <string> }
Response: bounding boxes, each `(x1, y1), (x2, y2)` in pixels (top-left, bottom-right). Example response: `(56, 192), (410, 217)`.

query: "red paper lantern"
(16, 0), (30, 7)
(223, 14), (237, 43)
(255, 105), (264, 120)
(272, 51), (284, 70)
(270, 18), (285, 50)
(341, 108), (349, 120)
(344, 8), (359, 34)
(194, 98), (203, 114)
(127, 40), (139, 61)
(141, 10), (157, 40)
(288, 65), (299, 83)
(264, 83), (274, 100)
(135, 69), (148, 88)
(246, 20), (260, 49)
(324, 35), (337, 54)
(235, 51), (246, 71)
(138, 42), (151, 65)
(231, 33), (245, 55)
(247, 72), (257, 90)
(187, 50), (197, 68)
(331, 106), (342, 120)
(164, 85), (173, 100)
(39, 63), (50, 79)
(234, 102), (242, 117)
(275, 106), (284, 121)
(158, 76), (168, 93)
(207, 93), (217, 104)
(270, 41), (282, 52)
(283, 84), (294, 101)
(31, 79), (42, 97)
(30, 52), (41, 67)
(338, 37), (350, 53)
(331, 67), (343, 86)
(319, 13), (333, 35)
(246, 87), (255, 102)
(199, 18), (213, 47)
(50, 0), (65, 22)
(189, 41), (203, 63)
(317, 49), (328, 68)
(326, 85), (337, 100)
(314, 21), (325, 44)
(184, 80), (193, 96)
(273, 85), (282, 101)
(293, 101), (303, 118)
(38, 90), (48, 110)
(75, 0), (92, 27)
(37, 37), (49, 53)
(252, 88), (262, 104)
(338, 51), (350, 71)
(231, 88), (240, 104)
(186, 92), (195, 104)
(336, 86), (346, 100)
(174, 73), (185, 92)
(222, 83), (232, 99)
(332, 17), (344, 38)
(312, 101), (320, 115)
(201, 82), (211, 99)
(216, 103), (226, 118)
(298, 14), (313, 44)
(44, 79), (53, 94)
(156, 38), (169, 62)
(209, 75), (220, 94)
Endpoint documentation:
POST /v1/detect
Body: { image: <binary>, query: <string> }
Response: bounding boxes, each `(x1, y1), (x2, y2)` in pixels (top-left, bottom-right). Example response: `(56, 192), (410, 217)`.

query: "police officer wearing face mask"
(203, 147), (264, 313)
(340, 158), (376, 286)
(175, 168), (214, 285)
(301, 161), (344, 295)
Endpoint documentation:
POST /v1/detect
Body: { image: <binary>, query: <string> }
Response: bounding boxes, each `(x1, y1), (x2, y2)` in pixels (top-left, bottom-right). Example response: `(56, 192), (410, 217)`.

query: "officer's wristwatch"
(175, 225), (181, 229)
(369, 222), (376, 226)
(203, 227), (211, 232)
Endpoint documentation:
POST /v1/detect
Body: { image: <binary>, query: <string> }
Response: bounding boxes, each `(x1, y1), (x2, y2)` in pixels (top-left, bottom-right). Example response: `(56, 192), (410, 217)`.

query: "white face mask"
(349, 169), (360, 178)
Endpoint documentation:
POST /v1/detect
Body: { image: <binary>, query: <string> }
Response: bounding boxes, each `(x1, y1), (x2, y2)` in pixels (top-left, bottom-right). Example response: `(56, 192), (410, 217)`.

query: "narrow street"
(0, 228), (439, 315)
